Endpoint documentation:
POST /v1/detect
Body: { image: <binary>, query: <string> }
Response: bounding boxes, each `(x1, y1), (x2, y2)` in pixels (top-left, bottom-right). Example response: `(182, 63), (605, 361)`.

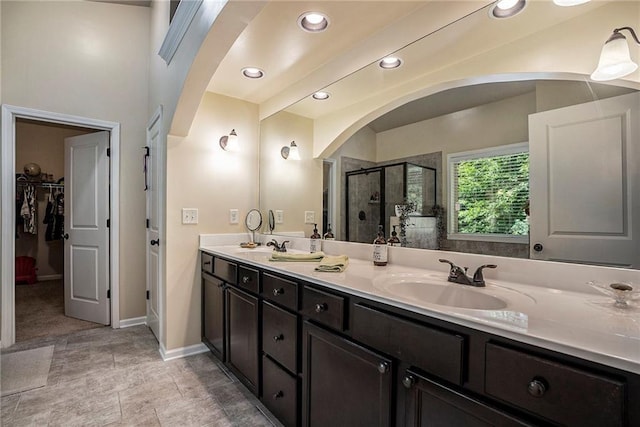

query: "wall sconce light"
(219, 129), (239, 151)
(591, 27), (639, 81)
(281, 141), (301, 160)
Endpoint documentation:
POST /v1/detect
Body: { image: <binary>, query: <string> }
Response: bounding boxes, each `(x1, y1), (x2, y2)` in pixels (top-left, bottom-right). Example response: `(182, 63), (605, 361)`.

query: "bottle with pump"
(323, 224), (335, 240)
(388, 225), (400, 247)
(373, 225), (388, 266)
(310, 224), (322, 253)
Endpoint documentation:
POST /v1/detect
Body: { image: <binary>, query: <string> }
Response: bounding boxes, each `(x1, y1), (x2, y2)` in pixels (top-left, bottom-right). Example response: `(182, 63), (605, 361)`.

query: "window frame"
(447, 142), (529, 244)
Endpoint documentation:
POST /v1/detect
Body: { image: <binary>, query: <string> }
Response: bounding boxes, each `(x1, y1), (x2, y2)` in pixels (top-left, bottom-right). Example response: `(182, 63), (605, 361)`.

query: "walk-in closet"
(14, 119), (104, 342)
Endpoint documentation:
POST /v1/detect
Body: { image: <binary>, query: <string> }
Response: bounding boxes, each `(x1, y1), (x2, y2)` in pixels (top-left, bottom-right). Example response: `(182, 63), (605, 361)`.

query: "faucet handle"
(472, 264), (497, 285)
(281, 241), (290, 251)
(439, 259), (464, 278)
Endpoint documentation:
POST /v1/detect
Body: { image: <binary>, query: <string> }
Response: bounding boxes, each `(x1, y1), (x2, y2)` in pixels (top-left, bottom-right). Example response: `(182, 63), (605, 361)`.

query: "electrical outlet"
(304, 211), (315, 224)
(229, 209), (239, 224)
(182, 208), (198, 224)
(275, 210), (284, 224)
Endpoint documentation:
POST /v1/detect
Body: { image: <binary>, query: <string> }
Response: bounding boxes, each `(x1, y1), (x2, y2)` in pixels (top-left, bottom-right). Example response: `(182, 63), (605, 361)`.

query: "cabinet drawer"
(352, 303), (465, 385)
(201, 252), (213, 274)
(238, 266), (259, 294)
(263, 273), (298, 311)
(262, 355), (298, 427)
(301, 286), (345, 331)
(213, 257), (237, 284)
(485, 343), (625, 426)
(263, 302), (298, 373)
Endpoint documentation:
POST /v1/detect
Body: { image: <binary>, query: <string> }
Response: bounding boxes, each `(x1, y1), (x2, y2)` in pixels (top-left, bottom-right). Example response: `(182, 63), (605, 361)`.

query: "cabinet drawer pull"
(273, 287), (284, 296)
(242, 275), (251, 284)
(273, 334), (284, 342)
(527, 378), (548, 397)
(402, 374), (416, 389)
(377, 361), (390, 374)
(315, 303), (327, 313)
(273, 390), (284, 400)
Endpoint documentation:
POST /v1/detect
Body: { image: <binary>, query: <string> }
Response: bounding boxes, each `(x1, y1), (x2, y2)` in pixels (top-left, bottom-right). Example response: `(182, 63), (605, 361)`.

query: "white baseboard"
(119, 316), (147, 328)
(37, 274), (63, 281)
(160, 342), (209, 361)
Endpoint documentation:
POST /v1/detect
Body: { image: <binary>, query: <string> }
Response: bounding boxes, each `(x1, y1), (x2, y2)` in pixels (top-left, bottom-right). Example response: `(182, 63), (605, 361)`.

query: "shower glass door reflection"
(346, 168), (382, 243)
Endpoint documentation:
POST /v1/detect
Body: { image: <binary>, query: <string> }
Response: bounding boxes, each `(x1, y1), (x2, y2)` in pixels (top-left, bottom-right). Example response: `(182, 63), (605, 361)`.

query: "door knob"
(150, 239), (160, 246)
(63, 233), (69, 240)
(533, 243), (543, 252)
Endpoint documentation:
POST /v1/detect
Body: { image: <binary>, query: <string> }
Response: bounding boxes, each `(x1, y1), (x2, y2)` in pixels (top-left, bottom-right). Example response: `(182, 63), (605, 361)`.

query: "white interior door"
(64, 131), (110, 324)
(146, 109), (162, 341)
(529, 92), (639, 268)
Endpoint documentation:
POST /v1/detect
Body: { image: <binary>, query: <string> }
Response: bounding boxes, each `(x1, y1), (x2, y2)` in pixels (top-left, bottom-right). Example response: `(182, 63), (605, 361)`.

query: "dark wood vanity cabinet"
(400, 368), (530, 427)
(302, 321), (393, 427)
(202, 272), (225, 359)
(201, 252), (638, 427)
(227, 286), (260, 394)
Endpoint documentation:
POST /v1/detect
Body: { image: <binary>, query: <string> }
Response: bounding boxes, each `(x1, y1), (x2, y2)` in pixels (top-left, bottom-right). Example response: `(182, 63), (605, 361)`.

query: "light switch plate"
(229, 209), (239, 224)
(275, 210), (284, 224)
(182, 208), (198, 225)
(304, 211), (315, 224)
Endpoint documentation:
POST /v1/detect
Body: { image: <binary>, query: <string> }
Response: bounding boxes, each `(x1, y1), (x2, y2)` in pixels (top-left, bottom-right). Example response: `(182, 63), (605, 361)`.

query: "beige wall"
(2, 1), (150, 320)
(165, 92), (259, 350)
(260, 111), (322, 236)
(15, 121), (93, 278)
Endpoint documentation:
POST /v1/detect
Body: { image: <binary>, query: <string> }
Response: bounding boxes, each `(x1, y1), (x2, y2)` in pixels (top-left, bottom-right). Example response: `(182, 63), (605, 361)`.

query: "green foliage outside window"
(455, 153), (529, 235)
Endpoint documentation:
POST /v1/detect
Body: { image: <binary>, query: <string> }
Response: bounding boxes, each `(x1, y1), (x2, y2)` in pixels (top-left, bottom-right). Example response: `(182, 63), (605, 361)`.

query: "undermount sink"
(373, 273), (511, 310)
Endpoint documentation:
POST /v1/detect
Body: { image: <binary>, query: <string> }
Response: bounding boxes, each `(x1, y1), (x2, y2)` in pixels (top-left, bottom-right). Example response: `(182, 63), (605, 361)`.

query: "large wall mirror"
(259, 0), (639, 269)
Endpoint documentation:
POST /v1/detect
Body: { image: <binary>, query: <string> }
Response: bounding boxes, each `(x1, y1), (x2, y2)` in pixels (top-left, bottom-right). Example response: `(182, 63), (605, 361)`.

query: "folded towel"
(314, 255), (349, 273)
(269, 251), (325, 262)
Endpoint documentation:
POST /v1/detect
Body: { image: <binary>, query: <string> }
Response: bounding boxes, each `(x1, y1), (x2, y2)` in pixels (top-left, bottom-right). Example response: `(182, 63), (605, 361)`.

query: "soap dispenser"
(388, 225), (400, 247)
(310, 223), (322, 253)
(323, 224), (335, 240)
(373, 225), (388, 266)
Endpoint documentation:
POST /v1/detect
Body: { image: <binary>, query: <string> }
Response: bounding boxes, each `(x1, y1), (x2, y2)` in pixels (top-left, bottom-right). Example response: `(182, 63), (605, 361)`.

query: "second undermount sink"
(373, 273), (510, 310)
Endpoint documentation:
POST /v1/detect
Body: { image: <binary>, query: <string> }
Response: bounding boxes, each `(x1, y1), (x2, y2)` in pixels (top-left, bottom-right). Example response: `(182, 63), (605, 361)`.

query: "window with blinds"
(448, 143), (529, 241)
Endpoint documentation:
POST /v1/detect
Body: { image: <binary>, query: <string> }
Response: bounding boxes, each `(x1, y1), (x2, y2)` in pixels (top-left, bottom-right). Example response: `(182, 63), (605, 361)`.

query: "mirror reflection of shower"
(345, 162), (436, 248)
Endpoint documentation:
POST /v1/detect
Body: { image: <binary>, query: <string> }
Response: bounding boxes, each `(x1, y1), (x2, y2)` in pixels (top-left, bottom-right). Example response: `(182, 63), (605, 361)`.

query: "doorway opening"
(2, 105), (121, 348)
(15, 119), (105, 342)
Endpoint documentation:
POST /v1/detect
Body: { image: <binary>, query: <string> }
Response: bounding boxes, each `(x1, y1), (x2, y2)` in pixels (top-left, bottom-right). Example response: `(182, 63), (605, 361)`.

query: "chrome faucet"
(267, 239), (289, 253)
(438, 259), (497, 287)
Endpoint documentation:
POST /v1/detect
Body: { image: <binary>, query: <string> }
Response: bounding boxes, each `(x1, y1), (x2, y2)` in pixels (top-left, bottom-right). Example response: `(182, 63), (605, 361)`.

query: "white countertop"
(200, 244), (640, 375)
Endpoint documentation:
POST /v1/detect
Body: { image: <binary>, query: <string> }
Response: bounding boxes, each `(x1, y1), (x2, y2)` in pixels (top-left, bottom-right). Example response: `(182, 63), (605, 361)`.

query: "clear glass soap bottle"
(373, 225), (388, 266)
(310, 223), (322, 253)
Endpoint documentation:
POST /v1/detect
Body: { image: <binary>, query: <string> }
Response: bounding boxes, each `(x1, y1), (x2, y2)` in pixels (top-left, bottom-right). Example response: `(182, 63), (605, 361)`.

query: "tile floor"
(1, 325), (281, 426)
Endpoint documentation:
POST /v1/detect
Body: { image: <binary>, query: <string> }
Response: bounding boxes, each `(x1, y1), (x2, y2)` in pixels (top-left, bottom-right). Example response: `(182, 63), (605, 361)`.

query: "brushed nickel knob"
(377, 361), (390, 374)
(402, 375), (416, 389)
(527, 378), (547, 397)
(315, 303), (327, 313)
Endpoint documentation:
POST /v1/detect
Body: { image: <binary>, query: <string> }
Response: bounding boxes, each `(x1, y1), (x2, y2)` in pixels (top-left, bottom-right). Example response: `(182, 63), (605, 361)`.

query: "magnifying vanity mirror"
(245, 209), (263, 244)
(259, 0), (640, 269)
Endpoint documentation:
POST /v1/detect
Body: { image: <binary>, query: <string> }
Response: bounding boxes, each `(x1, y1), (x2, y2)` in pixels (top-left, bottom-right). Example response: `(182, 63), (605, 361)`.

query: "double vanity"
(199, 238), (639, 426)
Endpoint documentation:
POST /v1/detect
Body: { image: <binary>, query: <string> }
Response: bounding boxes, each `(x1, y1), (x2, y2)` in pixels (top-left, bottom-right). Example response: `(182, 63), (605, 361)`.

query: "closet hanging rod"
(17, 181), (64, 189)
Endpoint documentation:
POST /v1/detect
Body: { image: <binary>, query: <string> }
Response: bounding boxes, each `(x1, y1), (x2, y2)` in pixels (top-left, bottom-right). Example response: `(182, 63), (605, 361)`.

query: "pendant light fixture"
(591, 27), (639, 81)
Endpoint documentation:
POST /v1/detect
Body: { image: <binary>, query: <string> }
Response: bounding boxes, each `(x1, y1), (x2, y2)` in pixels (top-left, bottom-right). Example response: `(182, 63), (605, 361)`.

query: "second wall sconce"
(281, 141), (301, 160)
(219, 129), (239, 151)
(591, 27), (639, 81)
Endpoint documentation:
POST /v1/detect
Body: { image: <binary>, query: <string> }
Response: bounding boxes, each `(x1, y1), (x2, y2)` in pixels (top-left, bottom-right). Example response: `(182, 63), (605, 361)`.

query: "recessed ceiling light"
(489, 0), (526, 19)
(312, 91), (330, 100)
(241, 67), (264, 79)
(298, 12), (329, 33)
(379, 57), (402, 69)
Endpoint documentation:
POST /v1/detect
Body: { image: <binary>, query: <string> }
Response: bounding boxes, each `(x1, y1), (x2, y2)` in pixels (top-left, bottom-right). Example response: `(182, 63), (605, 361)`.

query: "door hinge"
(107, 289), (111, 299)
(107, 148), (111, 157)
(146, 290), (150, 300)
(146, 218), (150, 229)
(107, 219), (110, 228)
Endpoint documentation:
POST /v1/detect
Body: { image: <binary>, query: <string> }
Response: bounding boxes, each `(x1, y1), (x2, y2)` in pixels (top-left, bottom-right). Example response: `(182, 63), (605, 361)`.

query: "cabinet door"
(227, 286), (259, 393)
(302, 322), (393, 427)
(202, 273), (225, 360)
(401, 370), (529, 427)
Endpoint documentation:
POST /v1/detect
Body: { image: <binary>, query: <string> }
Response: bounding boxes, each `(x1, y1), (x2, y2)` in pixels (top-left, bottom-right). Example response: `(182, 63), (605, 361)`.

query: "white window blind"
(448, 143), (529, 240)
